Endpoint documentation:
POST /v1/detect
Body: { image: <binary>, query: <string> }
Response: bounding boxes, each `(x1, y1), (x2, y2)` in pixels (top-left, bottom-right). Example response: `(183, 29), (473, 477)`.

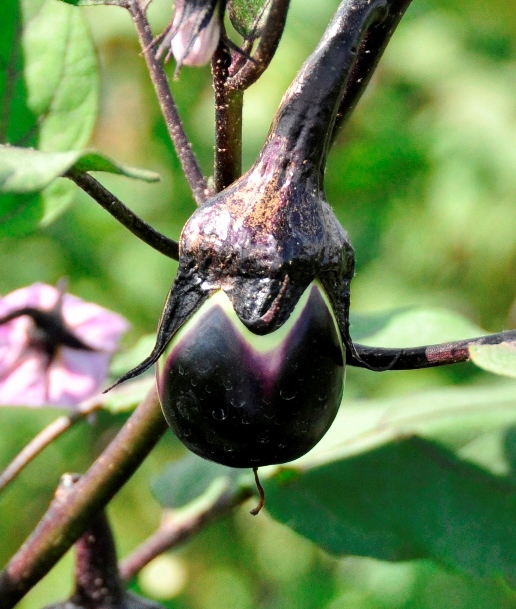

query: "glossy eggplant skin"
(157, 282), (344, 467)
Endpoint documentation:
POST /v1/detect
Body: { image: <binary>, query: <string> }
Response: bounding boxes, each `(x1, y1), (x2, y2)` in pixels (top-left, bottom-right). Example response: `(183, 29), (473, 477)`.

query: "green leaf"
(152, 454), (242, 510)
(355, 307), (485, 348)
(262, 381), (516, 581)
(470, 342), (516, 379)
(264, 436), (516, 579)
(60, 0), (125, 5)
(109, 334), (160, 380)
(0, 146), (159, 194)
(101, 378), (155, 413)
(0, 0), (98, 235)
(228, 0), (269, 38)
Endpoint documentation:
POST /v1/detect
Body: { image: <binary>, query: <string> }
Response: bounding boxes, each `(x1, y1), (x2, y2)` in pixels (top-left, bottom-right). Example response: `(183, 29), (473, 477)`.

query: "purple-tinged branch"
(66, 170), (179, 260)
(226, 0), (291, 91)
(212, 40), (244, 191)
(119, 487), (251, 582)
(0, 386), (167, 608)
(261, 0), (411, 186)
(331, 0), (414, 142)
(127, 0), (209, 206)
(348, 330), (516, 370)
(0, 401), (99, 494)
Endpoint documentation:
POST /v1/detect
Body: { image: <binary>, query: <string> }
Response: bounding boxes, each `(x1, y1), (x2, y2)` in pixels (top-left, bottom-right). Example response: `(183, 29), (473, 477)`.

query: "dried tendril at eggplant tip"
(250, 467), (265, 516)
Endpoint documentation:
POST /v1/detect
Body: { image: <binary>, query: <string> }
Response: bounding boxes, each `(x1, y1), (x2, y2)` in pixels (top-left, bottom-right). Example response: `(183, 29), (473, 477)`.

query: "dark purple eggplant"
(113, 0), (413, 467)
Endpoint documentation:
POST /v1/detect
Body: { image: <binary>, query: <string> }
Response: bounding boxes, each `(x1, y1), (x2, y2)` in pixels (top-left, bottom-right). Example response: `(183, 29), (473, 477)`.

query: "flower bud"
(169, 0), (221, 68)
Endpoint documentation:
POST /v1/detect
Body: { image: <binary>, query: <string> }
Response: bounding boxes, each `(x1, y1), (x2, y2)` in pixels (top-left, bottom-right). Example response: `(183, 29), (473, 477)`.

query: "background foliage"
(1, 0), (516, 607)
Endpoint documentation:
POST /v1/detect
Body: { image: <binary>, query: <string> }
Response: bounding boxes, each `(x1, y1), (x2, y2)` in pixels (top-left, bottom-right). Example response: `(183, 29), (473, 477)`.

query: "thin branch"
(212, 41), (244, 191)
(126, 0), (209, 206)
(66, 170), (179, 260)
(0, 400), (100, 494)
(119, 487), (252, 582)
(331, 0), (414, 142)
(348, 330), (516, 370)
(226, 0), (291, 91)
(0, 386), (167, 608)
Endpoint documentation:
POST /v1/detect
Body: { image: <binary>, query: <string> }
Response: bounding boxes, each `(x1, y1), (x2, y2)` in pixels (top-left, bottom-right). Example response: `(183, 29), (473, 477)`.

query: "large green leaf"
(262, 381), (516, 582)
(0, 0), (98, 235)
(264, 437), (516, 577)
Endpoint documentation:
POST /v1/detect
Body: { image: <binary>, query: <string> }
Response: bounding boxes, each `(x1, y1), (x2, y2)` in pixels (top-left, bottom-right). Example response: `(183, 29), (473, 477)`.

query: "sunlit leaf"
(59, 0), (125, 5)
(356, 307), (485, 348)
(101, 378), (155, 414)
(0, 0), (98, 235)
(0, 146), (159, 194)
(470, 342), (516, 379)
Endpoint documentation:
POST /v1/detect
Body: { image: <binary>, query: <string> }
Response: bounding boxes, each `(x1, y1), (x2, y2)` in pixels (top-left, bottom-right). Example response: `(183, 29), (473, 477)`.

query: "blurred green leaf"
(470, 342), (516, 379)
(101, 378), (155, 413)
(0, 146), (159, 194)
(0, 0), (98, 236)
(152, 453), (242, 509)
(357, 307), (485, 348)
(109, 334), (159, 379)
(263, 380), (516, 581)
(228, 0), (269, 38)
(59, 0), (124, 5)
(0, 147), (159, 237)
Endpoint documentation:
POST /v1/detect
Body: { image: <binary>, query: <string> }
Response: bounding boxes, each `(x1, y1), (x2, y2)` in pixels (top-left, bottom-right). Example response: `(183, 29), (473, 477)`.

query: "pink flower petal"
(0, 283), (130, 408)
(171, 12), (221, 67)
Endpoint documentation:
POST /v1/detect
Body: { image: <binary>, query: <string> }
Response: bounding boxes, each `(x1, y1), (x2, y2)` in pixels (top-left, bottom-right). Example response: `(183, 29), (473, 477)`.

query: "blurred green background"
(1, 0), (516, 607)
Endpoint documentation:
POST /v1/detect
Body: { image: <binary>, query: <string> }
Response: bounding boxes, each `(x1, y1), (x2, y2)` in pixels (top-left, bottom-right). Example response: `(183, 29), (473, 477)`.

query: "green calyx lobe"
(158, 281), (345, 467)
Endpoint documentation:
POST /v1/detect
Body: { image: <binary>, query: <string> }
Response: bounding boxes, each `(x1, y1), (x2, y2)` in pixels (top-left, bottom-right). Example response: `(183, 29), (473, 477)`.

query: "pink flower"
(156, 0), (221, 70)
(170, 0), (221, 68)
(0, 283), (129, 408)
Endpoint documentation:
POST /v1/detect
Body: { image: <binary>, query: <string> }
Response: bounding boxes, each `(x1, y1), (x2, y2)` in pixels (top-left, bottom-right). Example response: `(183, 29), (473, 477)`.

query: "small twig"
(0, 400), (100, 494)
(249, 467), (265, 516)
(348, 330), (516, 370)
(226, 0), (291, 91)
(0, 386), (167, 608)
(127, 0), (209, 206)
(212, 41), (244, 191)
(119, 487), (252, 582)
(66, 171), (179, 260)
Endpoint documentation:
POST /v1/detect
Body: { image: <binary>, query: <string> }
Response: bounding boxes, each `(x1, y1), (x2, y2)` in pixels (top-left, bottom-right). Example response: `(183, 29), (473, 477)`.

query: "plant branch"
(347, 330), (516, 370)
(226, 0), (291, 91)
(119, 487), (252, 582)
(126, 0), (209, 206)
(0, 386), (167, 608)
(0, 400), (100, 494)
(66, 171), (179, 260)
(331, 0), (414, 142)
(212, 41), (244, 191)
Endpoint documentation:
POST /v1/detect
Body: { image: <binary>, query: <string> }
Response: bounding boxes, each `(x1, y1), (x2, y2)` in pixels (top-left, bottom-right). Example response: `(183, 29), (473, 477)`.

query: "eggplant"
(114, 0), (413, 467)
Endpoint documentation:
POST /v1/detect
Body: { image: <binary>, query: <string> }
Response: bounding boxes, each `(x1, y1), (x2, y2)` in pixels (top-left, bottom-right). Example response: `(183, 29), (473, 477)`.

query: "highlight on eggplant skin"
(157, 280), (345, 468)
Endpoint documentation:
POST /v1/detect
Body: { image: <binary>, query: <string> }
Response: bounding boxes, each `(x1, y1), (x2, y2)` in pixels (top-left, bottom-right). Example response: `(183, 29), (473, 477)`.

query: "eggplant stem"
(250, 467), (265, 516)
